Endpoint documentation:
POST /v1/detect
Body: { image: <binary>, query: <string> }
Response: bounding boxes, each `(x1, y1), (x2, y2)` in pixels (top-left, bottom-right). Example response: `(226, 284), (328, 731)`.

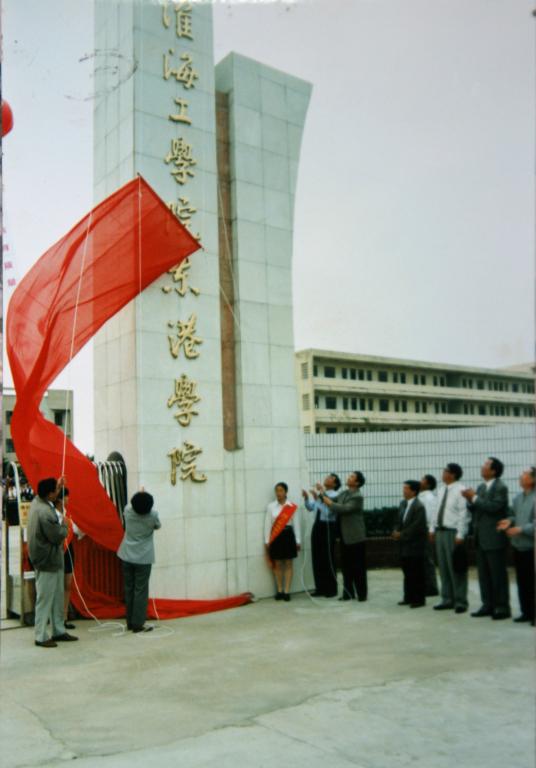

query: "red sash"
(269, 502), (298, 545)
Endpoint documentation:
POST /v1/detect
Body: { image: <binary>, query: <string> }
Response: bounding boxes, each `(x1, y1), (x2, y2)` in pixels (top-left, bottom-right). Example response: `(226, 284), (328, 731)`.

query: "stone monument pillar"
(93, 0), (312, 599)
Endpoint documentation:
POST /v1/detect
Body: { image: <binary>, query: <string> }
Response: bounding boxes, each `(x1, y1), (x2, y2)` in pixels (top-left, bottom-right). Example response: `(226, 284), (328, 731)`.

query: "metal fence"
(304, 423), (536, 511)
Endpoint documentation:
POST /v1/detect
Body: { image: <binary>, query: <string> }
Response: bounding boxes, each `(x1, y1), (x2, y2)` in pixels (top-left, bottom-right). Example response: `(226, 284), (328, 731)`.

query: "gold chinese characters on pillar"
(160, 1), (207, 484)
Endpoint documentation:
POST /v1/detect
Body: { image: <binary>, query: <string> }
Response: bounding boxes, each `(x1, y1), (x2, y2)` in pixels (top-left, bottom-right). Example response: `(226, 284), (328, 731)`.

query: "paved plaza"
(1, 568), (534, 768)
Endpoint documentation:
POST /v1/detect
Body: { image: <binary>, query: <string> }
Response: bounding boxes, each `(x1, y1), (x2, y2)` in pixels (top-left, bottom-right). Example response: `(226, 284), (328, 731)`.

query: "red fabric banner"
(7, 176), (252, 618)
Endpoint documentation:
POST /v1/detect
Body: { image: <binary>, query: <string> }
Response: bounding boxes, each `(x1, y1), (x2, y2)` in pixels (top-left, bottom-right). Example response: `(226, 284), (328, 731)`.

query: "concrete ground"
(1, 568), (534, 768)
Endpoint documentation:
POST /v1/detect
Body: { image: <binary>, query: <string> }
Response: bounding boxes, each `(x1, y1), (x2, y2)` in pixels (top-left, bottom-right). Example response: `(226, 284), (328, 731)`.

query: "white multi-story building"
(295, 349), (535, 433)
(2, 388), (73, 468)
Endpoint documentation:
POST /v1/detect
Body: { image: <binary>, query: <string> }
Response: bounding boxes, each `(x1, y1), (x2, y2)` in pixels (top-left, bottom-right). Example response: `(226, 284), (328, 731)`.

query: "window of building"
(302, 394), (310, 411)
(313, 365), (318, 377)
(326, 427), (337, 434)
(488, 381), (493, 390)
(368, 399), (374, 410)
(477, 380), (484, 390)
(358, 369), (364, 380)
(400, 373), (407, 384)
(401, 401), (408, 412)
(379, 399), (389, 412)
(350, 368), (357, 380)
(343, 427), (351, 433)
(360, 398), (366, 410)
(5, 438), (14, 453)
(440, 376), (445, 386)
(433, 376), (438, 386)
(54, 410), (67, 428)
(301, 362), (308, 380)
(434, 403), (439, 413)
(463, 404), (468, 415)
(468, 380), (473, 389)
(366, 371), (372, 381)
(498, 382), (503, 391)
(529, 382), (535, 394)
(415, 402), (420, 413)
(378, 371), (388, 382)
(512, 383), (519, 393)
(422, 402), (427, 414)
(351, 428), (359, 433)
(513, 406), (520, 417)
(324, 366), (335, 378)
(394, 401), (400, 412)
(303, 426), (311, 434)
(315, 427), (320, 434)
(393, 372), (399, 384)
(342, 397), (349, 410)
(314, 395), (319, 409)
(490, 405), (495, 415)
(493, 382), (498, 391)
(342, 367), (348, 379)
(5, 410), (13, 425)
(420, 375), (426, 385)
(470, 404), (474, 414)
(441, 403), (447, 414)
(351, 397), (357, 411)
(413, 374), (419, 385)
(325, 396), (337, 410)
(478, 405), (486, 415)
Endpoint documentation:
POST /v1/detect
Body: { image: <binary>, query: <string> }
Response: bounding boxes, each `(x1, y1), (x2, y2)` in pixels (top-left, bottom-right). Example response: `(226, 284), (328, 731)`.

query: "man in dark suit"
(462, 457), (511, 620)
(392, 481), (428, 608)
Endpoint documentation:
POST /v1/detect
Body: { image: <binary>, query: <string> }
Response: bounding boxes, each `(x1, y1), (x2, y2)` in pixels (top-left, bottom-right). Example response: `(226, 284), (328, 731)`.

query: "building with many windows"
(2, 388), (73, 468)
(295, 350), (535, 433)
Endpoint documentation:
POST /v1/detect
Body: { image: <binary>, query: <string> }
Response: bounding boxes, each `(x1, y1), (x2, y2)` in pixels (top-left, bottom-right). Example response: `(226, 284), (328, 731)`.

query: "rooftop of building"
(296, 349), (535, 380)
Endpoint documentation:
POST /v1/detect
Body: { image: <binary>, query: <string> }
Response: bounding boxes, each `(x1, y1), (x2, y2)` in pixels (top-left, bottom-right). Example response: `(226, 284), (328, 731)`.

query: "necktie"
(437, 488), (449, 528)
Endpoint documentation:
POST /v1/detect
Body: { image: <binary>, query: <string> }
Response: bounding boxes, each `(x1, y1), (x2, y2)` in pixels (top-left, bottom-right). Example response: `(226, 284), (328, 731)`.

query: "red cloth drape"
(7, 176), (252, 618)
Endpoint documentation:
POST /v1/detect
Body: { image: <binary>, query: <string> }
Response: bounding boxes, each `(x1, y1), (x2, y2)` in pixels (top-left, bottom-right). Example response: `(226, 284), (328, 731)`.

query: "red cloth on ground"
(7, 176), (252, 619)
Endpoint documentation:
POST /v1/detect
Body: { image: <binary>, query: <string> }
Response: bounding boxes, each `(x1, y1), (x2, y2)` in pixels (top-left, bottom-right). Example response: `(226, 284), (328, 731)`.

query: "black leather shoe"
(434, 603), (453, 611)
(471, 608), (492, 617)
(410, 602), (425, 608)
(323, 593), (337, 598)
(492, 611), (511, 621)
(338, 595), (353, 601)
(52, 633), (78, 642)
(513, 615), (531, 623)
(283, 593), (291, 602)
(35, 639), (57, 648)
(455, 607), (467, 614)
(64, 622), (76, 630)
(275, 592), (283, 601)
(132, 625), (154, 633)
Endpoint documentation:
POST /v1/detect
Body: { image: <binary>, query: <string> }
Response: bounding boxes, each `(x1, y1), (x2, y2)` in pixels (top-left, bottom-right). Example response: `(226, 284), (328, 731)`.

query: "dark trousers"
(311, 520), (338, 596)
(122, 561), (152, 630)
(401, 555), (425, 605)
(341, 540), (367, 600)
(513, 548), (534, 620)
(476, 547), (510, 613)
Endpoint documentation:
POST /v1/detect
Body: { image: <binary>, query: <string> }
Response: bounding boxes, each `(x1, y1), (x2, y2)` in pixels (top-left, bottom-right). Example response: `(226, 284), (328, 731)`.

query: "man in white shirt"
(419, 474), (439, 597)
(429, 463), (469, 613)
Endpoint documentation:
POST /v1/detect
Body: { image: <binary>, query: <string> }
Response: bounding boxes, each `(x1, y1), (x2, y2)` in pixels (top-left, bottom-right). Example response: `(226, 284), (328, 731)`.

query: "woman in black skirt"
(264, 482), (301, 602)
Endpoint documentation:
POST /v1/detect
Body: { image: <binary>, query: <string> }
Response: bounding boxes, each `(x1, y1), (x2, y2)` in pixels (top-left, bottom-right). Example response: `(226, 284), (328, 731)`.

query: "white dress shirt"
(264, 500), (301, 545)
(402, 496), (415, 522)
(418, 490), (438, 526)
(429, 481), (469, 538)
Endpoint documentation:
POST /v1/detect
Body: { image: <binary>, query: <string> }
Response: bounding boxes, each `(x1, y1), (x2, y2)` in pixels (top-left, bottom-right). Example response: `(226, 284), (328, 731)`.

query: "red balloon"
(2, 101), (13, 137)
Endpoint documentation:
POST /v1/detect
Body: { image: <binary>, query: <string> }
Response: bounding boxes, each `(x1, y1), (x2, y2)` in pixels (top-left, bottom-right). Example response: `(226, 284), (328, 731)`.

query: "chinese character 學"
(169, 97), (192, 125)
(162, 257), (200, 297)
(168, 442), (207, 484)
(167, 314), (202, 359)
(167, 374), (201, 427)
(163, 51), (199, 90)
(164, 137), (196, 184)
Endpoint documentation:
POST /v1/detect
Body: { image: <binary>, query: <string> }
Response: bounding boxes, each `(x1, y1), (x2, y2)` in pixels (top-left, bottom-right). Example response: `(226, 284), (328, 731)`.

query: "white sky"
(3, 0), (535, 454)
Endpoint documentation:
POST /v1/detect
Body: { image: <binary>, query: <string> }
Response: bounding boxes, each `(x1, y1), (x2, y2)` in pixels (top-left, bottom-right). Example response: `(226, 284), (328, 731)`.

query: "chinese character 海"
(167, 314), (202, 359)
(168, 442), (207, 484)
(163, 50), (199, 90)
(167, 374), (201, 427)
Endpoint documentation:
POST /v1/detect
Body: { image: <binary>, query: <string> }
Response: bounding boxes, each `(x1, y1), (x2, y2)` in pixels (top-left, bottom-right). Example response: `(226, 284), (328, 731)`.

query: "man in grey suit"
(322, 471), (367, 601)
(393, 481), (428, 608)
(27, 477), (78, 647)
(462, 457), (511, 620)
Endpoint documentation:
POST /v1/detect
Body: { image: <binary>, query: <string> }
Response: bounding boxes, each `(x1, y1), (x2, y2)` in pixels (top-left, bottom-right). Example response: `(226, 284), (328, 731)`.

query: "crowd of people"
(13, 453), (535, 649)
(265, 457), (534, 624)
